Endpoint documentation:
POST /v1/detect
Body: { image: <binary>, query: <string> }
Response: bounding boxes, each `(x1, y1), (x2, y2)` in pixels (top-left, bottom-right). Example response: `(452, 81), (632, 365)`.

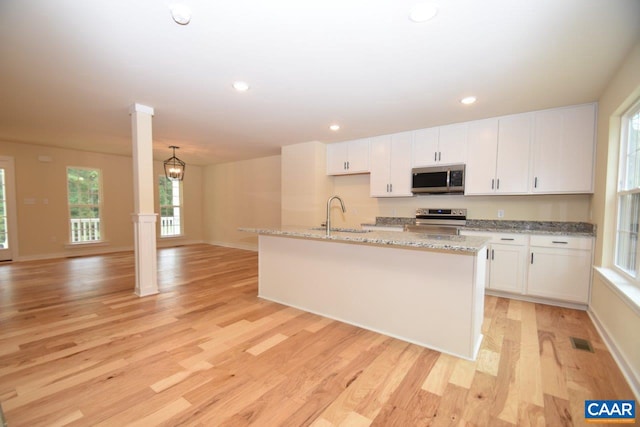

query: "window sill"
(159, 235), (185, 239)
(64, 241), (109, 249)
(594, 267), (640, 316)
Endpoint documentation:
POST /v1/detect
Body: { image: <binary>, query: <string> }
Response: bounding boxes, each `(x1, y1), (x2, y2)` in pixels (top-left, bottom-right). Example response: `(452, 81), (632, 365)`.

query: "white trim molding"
(589, 267), (640, 402)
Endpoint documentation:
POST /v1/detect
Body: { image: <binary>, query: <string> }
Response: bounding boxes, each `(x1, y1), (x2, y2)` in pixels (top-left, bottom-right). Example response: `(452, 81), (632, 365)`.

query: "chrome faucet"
(326, 195), (346, 236)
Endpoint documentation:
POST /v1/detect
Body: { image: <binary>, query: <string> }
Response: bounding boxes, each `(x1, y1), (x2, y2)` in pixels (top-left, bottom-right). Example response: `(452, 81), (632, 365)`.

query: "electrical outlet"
(497, 209), (505, 218)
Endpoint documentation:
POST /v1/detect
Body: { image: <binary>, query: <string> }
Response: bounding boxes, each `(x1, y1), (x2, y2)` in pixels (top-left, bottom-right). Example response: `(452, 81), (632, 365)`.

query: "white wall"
(203, 155), (281, 250)
(281, 141), (332, 227)
(589, 41), (640, 400)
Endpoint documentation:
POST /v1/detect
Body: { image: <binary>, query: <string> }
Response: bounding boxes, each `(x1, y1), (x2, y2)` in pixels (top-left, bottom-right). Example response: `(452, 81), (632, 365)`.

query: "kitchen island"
(239, 227), (488, 360)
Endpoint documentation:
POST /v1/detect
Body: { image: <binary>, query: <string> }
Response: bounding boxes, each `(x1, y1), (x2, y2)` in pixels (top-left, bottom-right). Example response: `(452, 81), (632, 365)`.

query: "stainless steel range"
(404, 208), (467, 235)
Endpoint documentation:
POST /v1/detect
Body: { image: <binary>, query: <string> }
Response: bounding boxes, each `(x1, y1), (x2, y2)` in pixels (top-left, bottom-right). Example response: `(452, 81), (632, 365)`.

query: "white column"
(129, 103), (159, 297)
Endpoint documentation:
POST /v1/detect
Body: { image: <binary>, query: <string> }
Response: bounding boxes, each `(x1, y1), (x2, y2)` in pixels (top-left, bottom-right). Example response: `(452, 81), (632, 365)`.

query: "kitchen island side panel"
(258, 234), (485, 360)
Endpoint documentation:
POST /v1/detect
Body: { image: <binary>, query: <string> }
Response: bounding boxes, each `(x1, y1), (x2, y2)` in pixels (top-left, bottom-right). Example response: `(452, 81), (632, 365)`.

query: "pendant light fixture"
(163, 146), (186, 181)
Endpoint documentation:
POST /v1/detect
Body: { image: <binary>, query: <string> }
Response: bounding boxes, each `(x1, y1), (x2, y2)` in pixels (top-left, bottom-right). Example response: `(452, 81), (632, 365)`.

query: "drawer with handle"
(529, 235), (593, 250)
(461, 231), (528, 246)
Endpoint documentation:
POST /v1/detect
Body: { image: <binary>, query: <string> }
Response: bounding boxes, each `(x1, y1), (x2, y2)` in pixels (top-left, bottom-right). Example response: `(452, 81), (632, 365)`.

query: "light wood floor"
(0, 244), (635, 426)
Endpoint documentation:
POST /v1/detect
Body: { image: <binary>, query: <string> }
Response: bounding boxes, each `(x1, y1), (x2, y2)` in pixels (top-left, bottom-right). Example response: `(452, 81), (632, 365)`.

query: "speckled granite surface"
(370, 217), (596, 237)
(464, 220), (596, 236)
(372, 217), (416, 226)
(239, 227), (488, 253)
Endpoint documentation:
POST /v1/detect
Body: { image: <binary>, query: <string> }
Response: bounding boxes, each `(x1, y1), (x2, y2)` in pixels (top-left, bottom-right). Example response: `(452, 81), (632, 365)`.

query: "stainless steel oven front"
(404, 208), (467, 235)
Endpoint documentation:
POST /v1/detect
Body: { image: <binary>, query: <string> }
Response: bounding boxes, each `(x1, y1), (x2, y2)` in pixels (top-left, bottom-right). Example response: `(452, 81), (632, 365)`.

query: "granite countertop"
(239, 226), (489, 253)
(371, 217), (596, 237)
(463, 220), (595, 237)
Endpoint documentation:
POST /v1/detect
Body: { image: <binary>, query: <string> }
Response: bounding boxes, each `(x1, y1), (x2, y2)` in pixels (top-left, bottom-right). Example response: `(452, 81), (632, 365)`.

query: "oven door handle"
(446, 169), (451, 190)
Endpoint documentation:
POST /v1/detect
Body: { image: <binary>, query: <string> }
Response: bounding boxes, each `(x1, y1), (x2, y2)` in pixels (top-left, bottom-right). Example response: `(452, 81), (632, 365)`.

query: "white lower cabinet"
(527, 235), (593, 304)
(489, 241), (528, 293)
(461, 231), (593, 306)
(462, 231), (527, 293)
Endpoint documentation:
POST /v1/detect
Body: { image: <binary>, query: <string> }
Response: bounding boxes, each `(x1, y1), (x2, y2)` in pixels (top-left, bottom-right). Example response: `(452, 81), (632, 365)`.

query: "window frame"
(614, 98), (640, 285)
(66, 166), (104, 244)
(158, 175), (183, 238)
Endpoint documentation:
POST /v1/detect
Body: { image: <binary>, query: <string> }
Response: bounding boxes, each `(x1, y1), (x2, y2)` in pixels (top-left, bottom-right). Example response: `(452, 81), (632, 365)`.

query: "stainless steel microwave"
(411, 164), (465, 194)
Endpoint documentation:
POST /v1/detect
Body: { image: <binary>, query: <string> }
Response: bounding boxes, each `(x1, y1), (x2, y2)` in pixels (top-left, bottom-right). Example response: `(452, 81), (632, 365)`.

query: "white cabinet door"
(413, 127), (440, 167)
(465, 119), (498, 195)
(532, 103), (596, 193)
(326, 139), (370, 175)
(326, 142), (349, 175)
(462, 231), (528, 294)
(465, 114), (530, 195)
(495, 113), (531, 194)
(388, 132), (413, 197)
(527, 236), (593, 304)
(527, 247), (592, 303)
(413, 124), (466, 167)
(369, 135), (392, 197)
(370, 133), (413, 197)
(438, 123), (468, 165)
(346, 138), (371, 174)
(489, 243), (527, 293)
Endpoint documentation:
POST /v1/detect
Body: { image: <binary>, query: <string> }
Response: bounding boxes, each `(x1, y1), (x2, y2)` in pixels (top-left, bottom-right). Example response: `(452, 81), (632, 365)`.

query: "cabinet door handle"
(552, 241), (568, 244)
(434, 152), (438, 162)
(347, 161), (350, 170)
(491, 249), (495, 260)
(344, 161), (347, 170)
(491, 179), (495, 190)
(496, 179), (500, 190)
(500, 238), (514, 241)
(438, 152), (442, 161)
(534, 176), (538, 188)
(390, 183), (393, 192)
(386, 184), (389, 192)
(486, 250), (489, 260)
(531, 253), (534, 264)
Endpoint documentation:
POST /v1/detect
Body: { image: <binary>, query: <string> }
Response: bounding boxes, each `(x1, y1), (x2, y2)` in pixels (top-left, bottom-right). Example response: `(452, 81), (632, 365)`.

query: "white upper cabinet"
(370, 132), (413, 197)
(465, 113), (531, 195)
(531, 103), (596, 193)
(326, 102), (596, 195)
(495, 113), (532, 194)
(413, 124), (467, 167)
(465, 119), (499, 195)
(412, 127), (439, 166)
(438, 123), (468, 165)
(326, 138), (370, 175)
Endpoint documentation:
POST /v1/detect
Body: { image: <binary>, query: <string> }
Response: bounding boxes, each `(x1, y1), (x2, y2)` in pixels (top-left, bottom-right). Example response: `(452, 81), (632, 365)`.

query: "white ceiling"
(1, 0), (639, 166)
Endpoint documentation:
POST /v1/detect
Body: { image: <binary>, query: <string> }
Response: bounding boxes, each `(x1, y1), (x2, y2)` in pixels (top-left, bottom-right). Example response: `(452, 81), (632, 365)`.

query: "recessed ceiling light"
(409, 3), (438, 23)
(169, 3), (191, 25)
(460, 96), (477, 105)
(329, 124), (340, 131)
(232, 81), (250, 92)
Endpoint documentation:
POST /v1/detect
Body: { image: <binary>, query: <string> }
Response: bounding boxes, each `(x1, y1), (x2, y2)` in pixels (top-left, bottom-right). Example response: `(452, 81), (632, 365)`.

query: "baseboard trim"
(587, 307), (640, 402)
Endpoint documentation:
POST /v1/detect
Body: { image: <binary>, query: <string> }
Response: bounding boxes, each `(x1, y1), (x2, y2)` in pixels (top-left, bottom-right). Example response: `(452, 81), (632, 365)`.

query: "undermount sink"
(311, 227), (372, 234)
